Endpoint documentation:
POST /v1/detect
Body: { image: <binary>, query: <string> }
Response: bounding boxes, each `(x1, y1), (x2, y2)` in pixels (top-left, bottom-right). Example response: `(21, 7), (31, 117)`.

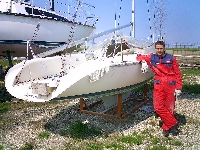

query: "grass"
(104, 142), (124, 150)
(69, 121), (102, 139)
(182, 84), (200, 94)
(169, 140), (183, 146)
(19, 142), (34, 150)
(181, 69), (200, 75)
(87, 143), (103, 150)
(0, 145), (3, 150)
(121, 132), (144, 145)
(0, 60), (21, 71)
(63, 129), (185, 150)
(0, 102), (11, 113)
(38, 131), (51, 139)
(166, 48), (200, 51)
(145, 145), (172, 150)
(181, 69), (200, 94)
(0, 59), (22, 102)
(61, 129), (184, 150)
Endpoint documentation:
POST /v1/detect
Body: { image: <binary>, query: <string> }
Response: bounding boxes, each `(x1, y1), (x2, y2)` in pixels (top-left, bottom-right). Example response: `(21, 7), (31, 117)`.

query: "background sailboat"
(0, 0), (98, 57)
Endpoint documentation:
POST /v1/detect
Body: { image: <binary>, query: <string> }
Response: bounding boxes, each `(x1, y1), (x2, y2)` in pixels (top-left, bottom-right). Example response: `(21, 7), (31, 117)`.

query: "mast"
(131, 0), (135, 38)
(114, 2), (117, 28)
(50, 0), (55, 11)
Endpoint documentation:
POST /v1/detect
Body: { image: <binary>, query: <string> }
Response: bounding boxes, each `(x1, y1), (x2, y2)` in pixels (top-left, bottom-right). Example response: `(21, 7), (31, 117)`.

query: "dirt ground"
(166, 49), (200, 66)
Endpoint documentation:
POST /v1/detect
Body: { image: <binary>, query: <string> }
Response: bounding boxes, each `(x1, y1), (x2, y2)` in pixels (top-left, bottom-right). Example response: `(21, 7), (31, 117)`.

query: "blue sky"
(87, 0), (200, 46)
(34, 0), (200, 46)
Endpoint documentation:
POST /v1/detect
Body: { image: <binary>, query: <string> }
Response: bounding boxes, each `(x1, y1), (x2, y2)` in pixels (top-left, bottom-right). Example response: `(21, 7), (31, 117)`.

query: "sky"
(85, 0), (200, 47)
(34, 0), (200, 47)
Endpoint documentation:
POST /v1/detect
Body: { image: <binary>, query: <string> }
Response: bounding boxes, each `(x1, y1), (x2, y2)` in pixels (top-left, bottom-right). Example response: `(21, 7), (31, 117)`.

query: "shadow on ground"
(44, 93), (155, 139)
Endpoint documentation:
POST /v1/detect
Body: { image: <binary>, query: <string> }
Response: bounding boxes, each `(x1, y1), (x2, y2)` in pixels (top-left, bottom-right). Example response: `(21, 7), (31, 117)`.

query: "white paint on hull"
(0, 13), (94, 42)
(0, 0), (95, 56)
(5, 54), (153, 102)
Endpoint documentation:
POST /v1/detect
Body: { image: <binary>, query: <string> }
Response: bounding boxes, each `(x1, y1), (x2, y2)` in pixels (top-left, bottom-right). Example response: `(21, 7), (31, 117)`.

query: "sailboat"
(5, 1), (155, 102)
(0, 0), (97, 57)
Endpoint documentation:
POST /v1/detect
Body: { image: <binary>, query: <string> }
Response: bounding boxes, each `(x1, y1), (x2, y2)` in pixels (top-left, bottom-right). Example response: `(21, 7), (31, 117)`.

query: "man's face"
(155, 44), (165, 57)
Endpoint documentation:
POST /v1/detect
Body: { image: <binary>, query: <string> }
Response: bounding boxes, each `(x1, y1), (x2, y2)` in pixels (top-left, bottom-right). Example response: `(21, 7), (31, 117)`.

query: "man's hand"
(174, 89), (182, 96)
(141, 60), (148, 74)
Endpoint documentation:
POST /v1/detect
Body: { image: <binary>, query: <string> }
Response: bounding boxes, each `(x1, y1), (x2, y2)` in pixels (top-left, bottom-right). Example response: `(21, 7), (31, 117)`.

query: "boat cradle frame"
(79, 83), (149, 118)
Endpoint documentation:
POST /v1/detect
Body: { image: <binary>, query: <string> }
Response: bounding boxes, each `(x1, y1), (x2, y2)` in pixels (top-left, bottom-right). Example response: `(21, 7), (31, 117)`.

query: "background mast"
(131, 0), (135, 38)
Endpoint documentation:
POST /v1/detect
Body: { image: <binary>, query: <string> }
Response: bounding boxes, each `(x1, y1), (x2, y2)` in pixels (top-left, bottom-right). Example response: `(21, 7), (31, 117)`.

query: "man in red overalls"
(137, 41), (182, 137)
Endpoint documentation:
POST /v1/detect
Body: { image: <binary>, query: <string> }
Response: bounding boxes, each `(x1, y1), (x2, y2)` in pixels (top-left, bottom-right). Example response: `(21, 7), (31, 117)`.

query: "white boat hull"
(0, 13), (94, 42)
(0, 13), (94, 56)
(0, 0), (96, 56)
(5, 54), (153, 102)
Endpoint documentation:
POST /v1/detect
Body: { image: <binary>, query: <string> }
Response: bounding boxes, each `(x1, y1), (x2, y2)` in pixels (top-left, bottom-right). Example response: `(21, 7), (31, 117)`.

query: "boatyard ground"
(0, 50), (200, 149)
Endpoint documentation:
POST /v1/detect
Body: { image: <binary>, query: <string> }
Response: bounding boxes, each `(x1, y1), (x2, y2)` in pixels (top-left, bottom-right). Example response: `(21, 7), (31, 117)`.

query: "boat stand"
(79, 83), (148, 118)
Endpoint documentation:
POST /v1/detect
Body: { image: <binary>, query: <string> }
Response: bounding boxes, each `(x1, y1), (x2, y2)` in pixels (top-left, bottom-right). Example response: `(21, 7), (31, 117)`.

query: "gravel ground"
(0, 91), (200, 150)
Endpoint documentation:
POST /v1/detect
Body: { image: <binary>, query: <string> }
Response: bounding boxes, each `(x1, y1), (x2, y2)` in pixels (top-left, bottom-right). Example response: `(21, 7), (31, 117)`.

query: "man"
(136, 41), (182, 137)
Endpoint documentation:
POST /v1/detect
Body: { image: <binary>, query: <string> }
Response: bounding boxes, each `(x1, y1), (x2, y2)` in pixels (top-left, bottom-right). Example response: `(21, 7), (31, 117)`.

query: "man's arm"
(136, 54), (152, 64)
(136, 54), (152, 74)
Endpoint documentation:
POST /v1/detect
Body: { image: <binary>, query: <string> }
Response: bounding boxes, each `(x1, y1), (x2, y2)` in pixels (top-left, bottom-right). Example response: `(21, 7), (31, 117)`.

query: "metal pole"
(9, 0), (12, 13)
(37, 22), (133, 58)
(121, 38), (123, 61)
(131, 0), (135, 38)
(115, 2), (117, 29)
(50, 0), (55, 11)
(26, 40), (29, 59)
(117, 93), (122, 117)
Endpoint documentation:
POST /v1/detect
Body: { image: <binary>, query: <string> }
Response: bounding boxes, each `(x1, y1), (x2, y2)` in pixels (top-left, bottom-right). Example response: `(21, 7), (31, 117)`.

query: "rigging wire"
(146, 0), (155, 42)
(117, 0), (123, 27)
(15, 0), (50, 84)
(114, 0), (123, 29)
(60, 0), (82, 76)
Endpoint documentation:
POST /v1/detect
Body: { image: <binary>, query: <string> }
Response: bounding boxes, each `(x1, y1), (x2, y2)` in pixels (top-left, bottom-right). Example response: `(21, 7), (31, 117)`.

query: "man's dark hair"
(155, 41), (165, 48)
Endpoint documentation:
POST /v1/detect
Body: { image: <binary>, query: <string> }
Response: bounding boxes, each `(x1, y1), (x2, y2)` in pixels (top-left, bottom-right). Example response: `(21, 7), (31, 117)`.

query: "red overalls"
(137, 53), (182, 130)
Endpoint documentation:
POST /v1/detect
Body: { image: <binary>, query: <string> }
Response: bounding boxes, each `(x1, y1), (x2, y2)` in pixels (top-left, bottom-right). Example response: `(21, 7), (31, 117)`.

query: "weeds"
(19, 142), (34, 150)
(0, 102), (11, 113)
(59, 129), (68, 136)
(151, 136), (160, 145)
(121, 132), (144, 145)
(181, 69), (200, 75)
(182, 84), (200, 94)
(169, 140), (183, 146)
(0, 145), (3, 150)
(87, 142), (103, 150)
(104, 142), (124, 150)
(69, 121), (102, 139)
(38, 131), (51, 139)
(145, 145), (172, 150)
(0, 60), (21, 71)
